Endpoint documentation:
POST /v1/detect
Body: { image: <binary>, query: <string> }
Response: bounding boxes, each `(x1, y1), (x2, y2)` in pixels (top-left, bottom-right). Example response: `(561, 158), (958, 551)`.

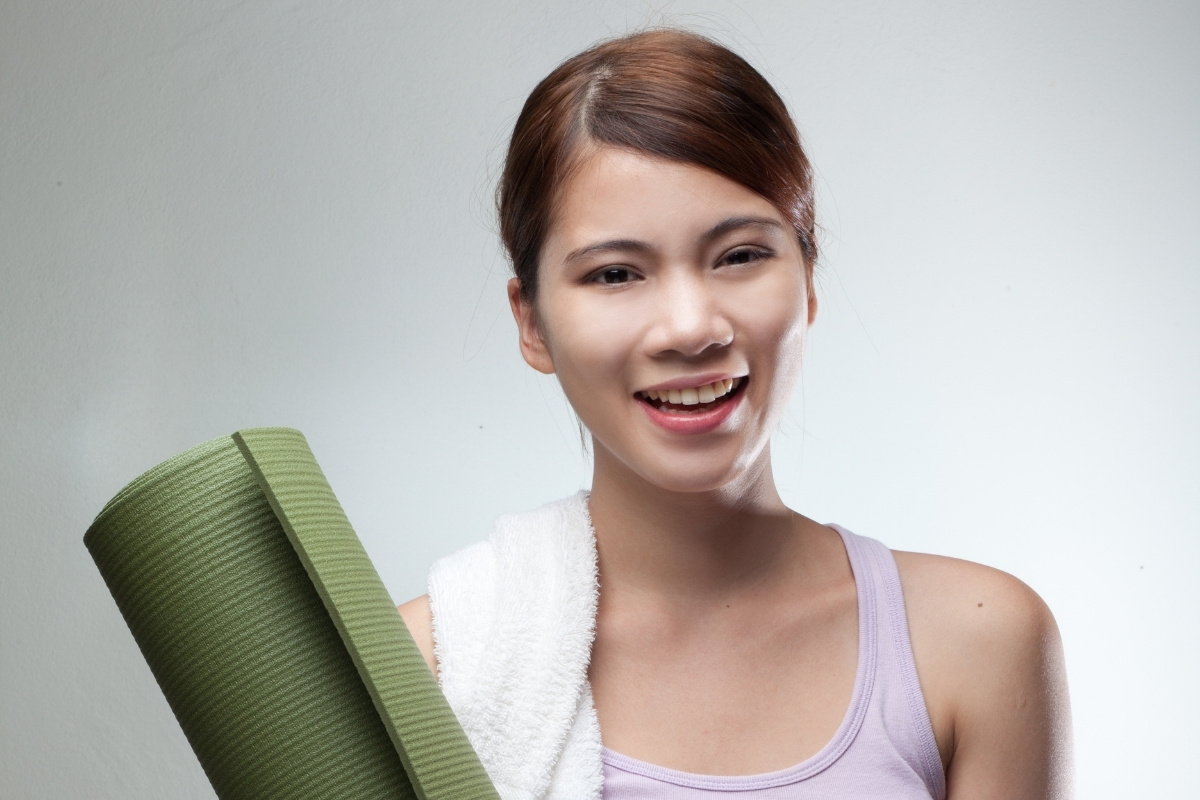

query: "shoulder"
(892, 551), (1074, 798)
(398, 595), (437, 677)
(892, 551), (1061, 723)
(395, 536), (500, 682)
(396, 538), (498, 683)
(395, 492), (595, 689)
(892, 550), (1059, 654)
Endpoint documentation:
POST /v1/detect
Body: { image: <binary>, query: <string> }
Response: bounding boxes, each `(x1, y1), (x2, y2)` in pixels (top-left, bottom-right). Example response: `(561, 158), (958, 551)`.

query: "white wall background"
(2, 0), (1196, 796)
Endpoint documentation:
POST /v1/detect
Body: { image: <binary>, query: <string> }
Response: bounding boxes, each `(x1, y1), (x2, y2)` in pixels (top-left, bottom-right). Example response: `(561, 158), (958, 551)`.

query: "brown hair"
(498, 28), (817, 303)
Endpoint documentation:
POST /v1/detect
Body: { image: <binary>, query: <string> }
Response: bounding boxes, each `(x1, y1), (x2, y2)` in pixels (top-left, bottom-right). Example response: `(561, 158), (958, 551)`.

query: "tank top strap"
(831, 526), (947, 799)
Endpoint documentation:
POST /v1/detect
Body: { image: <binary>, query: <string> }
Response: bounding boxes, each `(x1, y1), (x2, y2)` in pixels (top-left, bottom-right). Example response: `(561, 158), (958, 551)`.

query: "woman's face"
(508, 146), (815, 494)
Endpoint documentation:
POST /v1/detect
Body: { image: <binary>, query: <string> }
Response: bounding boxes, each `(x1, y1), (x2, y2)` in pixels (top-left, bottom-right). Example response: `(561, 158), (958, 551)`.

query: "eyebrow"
(562, 215), (785, 265)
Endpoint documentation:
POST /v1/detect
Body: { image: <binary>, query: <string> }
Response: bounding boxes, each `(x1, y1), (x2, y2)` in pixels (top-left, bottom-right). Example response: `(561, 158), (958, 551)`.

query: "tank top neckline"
(599, 525), (879, 790)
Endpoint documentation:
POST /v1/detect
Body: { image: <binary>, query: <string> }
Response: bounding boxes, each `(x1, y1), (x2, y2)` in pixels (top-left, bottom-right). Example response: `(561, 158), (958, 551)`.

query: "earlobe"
(507, 277), (556, 375)
(807, 288), (818, 325)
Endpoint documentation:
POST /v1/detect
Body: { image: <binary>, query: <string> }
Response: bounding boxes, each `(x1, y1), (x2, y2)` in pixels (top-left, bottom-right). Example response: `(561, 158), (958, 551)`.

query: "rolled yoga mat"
(84, 428), (499, 800)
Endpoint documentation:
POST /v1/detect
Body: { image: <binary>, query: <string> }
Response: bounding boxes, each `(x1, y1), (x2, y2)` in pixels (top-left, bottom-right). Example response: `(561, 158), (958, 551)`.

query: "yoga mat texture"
(84, 428), (498, 800)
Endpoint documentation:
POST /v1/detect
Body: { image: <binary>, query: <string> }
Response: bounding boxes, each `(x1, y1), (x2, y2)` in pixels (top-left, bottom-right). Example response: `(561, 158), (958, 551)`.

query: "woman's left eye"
(721, 248), (769, 267)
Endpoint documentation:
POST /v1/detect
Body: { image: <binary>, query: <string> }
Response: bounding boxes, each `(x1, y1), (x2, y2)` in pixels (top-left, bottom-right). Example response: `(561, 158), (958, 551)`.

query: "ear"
(805, 266), (818, 325)
(507, 277), (556, 375)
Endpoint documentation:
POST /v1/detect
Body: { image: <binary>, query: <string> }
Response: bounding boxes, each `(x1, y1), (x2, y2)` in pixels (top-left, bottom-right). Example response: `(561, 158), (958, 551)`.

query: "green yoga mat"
(84, 428), (499, 800)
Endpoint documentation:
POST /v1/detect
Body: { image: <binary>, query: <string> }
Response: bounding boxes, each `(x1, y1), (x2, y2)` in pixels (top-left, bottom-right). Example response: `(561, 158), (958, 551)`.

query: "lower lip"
(637, 389), (743, 435)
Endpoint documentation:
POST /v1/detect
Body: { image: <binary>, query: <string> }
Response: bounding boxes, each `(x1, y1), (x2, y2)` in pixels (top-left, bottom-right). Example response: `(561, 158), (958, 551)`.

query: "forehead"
(544, 146), (786, 252)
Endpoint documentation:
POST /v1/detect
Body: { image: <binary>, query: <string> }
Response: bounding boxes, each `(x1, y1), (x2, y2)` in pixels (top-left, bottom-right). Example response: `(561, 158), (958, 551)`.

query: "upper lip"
(635, 372), (747, 394)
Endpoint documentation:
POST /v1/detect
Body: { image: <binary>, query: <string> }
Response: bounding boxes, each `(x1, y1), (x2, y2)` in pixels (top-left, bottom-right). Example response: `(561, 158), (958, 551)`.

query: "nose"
(643, 271), (734, 359)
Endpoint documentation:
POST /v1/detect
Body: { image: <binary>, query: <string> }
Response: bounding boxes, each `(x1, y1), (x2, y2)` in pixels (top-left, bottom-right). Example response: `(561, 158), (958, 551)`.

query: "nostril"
(645, 297), (734, 357)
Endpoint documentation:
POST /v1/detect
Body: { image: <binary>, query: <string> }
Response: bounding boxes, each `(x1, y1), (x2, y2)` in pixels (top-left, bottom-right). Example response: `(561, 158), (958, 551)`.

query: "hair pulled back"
(498, 29), (817, 303)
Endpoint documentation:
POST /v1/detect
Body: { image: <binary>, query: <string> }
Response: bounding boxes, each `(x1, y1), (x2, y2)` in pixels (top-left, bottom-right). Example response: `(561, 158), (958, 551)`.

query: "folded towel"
(429, 491), (604, 800)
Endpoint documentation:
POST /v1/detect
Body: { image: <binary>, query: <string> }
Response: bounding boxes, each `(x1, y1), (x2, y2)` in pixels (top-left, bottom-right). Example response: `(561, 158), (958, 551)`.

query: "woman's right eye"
(591, 267), (636, 285)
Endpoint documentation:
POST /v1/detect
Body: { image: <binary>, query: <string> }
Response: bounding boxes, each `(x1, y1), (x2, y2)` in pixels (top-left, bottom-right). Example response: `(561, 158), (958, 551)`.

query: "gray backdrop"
(2, 0), (1197, 796)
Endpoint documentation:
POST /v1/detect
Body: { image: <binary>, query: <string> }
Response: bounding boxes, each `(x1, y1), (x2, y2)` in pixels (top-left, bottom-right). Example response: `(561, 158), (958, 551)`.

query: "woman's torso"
(425, 494), (946, 800)
(598, 525), (945, 799)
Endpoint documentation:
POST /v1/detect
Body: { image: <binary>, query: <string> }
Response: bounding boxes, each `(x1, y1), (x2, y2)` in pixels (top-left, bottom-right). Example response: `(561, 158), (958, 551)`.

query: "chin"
(633, 453), (758, 495)
(592, 427), (770, 497)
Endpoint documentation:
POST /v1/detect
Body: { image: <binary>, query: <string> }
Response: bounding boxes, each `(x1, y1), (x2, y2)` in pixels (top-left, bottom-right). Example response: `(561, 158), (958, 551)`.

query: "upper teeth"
(639, 377), (740, 406)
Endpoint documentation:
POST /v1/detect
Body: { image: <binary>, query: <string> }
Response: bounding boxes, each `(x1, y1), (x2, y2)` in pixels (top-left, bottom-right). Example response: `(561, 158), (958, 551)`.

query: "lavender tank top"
(601, 527), (946, 799)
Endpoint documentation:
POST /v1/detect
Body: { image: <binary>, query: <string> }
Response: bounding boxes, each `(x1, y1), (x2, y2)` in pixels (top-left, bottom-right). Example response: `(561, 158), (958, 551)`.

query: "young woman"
(400, 29), (1072, 800)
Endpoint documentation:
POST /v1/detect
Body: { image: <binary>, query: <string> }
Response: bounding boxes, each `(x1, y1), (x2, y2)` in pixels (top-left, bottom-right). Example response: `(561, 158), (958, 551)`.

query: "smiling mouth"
(636, 377), (745, 414)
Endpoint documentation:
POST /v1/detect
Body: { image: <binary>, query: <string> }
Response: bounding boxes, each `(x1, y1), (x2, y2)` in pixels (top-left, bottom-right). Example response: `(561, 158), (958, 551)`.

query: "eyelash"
(589, 267), (640, 285)
(721, 247), (771, 266)
(585, 248), (773, 285)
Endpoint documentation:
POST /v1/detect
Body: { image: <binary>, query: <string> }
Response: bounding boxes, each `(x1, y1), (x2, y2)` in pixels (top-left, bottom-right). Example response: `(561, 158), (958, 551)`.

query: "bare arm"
(895, 552), (1074, 799)
(397, 594), (439, 679)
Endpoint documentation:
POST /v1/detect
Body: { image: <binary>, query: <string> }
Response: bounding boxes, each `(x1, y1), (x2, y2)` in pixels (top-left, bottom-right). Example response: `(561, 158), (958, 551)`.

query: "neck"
(587, 443), (805, 601)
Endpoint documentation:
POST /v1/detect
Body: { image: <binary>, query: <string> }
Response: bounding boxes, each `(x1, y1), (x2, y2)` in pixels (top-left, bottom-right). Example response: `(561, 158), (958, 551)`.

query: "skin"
(401, 146), (1074, 797)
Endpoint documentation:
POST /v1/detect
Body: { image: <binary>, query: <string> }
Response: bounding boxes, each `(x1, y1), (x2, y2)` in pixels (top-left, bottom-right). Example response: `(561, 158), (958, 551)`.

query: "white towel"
(428, 491), (604, 800)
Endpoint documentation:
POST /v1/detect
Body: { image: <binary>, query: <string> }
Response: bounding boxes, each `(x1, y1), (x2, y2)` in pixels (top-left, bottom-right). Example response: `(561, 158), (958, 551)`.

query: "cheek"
(739, 270), (809, 350)
(539, 294), (637, 401)
(734, 274), (810, 404)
